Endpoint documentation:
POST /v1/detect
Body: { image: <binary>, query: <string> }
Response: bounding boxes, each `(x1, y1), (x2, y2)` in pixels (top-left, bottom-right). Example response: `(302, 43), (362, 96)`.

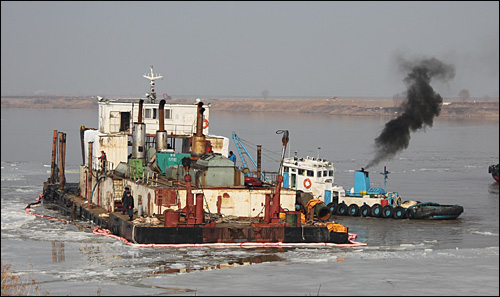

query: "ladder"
(112, 179), (124, 212)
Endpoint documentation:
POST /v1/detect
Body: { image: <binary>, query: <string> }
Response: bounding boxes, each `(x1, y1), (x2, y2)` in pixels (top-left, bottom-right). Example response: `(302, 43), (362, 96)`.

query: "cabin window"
(298, 169), (305, 175)
(145, 108), (157, 119)
(329, 170), (334, 176)
(164, 109), (172, 119)
(284, 167), (289, 173)
(324, 170), (328, 176)
(120, 112), (131, 132)
(307, 170), (314, 177)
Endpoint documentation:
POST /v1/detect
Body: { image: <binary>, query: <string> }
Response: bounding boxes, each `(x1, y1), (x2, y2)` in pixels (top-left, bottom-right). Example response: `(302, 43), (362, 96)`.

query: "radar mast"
(143, 65), (163, 103)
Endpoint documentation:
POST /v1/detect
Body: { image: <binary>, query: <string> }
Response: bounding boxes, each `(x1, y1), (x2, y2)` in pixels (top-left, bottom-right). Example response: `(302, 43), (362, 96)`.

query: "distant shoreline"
(1, 95), (498, 120)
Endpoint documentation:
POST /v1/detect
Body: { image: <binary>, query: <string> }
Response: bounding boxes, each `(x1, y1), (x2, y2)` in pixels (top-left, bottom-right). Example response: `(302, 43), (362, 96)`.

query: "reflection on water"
(488, 182), (499, 195)
(51, 241), (65, 262)
(153, 254), (283, 275)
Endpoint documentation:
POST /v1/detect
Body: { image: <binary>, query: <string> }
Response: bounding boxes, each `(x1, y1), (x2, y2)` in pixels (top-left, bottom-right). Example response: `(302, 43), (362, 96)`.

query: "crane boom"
(232, 131), (268, 181)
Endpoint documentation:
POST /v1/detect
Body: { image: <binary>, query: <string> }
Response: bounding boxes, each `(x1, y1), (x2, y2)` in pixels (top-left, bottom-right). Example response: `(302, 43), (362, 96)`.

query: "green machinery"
(157, 152), (191, 175)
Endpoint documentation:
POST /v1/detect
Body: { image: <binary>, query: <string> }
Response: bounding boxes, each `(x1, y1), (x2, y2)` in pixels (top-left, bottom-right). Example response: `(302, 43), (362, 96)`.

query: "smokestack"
(195, 102), (205, 137)
(159, 99), (165, 131)
(138, 99), (144, 123)
(365, 57), (455, 169)
(191, 102), (206, 160)
(133, 99), (146, 160)
(156, 99), (168, 151)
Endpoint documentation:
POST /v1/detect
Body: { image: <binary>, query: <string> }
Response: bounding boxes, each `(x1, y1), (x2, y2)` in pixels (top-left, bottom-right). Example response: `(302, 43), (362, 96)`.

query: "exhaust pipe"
(138, 99), (143, 123)
(191, 102), (206, 160)
(132, 99), (146, 160)
(156, 99), (168, 151)
(159, 99), (165, 130)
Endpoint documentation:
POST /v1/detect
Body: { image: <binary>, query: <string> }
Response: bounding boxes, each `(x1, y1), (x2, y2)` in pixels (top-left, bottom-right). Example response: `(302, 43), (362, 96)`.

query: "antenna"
(380, 166), (390, 193)
(143, 65), (163, 103)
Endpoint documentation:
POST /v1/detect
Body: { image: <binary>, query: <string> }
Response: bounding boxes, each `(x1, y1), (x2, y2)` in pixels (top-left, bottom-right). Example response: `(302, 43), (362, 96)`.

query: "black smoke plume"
(365, 57), (455, 169)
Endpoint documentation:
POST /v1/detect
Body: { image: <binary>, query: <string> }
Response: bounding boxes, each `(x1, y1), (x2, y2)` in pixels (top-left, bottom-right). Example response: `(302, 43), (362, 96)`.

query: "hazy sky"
(1, 1), (498, 98)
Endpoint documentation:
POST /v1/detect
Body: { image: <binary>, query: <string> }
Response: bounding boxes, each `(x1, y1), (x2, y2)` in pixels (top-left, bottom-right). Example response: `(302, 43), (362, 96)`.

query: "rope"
(238, 137), (282, 163)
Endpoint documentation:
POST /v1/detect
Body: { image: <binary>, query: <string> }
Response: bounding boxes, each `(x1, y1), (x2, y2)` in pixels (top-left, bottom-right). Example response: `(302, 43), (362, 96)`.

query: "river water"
(1, 108), (498, 296)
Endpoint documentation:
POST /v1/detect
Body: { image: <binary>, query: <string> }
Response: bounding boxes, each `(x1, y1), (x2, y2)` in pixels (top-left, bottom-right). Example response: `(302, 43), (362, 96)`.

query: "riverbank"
(1, 95), (498, 119)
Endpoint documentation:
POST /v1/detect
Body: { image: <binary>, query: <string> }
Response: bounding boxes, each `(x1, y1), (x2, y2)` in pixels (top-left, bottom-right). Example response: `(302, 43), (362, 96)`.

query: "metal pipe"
(50, 130), (58, 183)
(132, 123), (146, 159)
(270, 175), (283, 223)
(159, 99), (165, 131)
(257, 145), (262, 179)
(184, 174), (196, 225)
(87, 141), (93, 204)
(276, 130), (289, 176)
(196, 102), (205, 137)
(191, 102), (206, 159)
(138, 99), (144, 123)
(264, 194), (271, 222)
(195, 193), (204, 224)
(156, 100), (168, 151)
(80, 125), (86, 165)
(58, 132), (65, 191)
(296, 191), (331, 221)
(60, 133), (66, 191)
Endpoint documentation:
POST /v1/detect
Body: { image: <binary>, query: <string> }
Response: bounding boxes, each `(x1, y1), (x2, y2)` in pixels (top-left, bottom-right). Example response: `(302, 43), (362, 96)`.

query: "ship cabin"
(98, 98), (207, 137)
(282, 154), (336, 205)
(77, 96), (297, 219)
(82, 98), (229, 173)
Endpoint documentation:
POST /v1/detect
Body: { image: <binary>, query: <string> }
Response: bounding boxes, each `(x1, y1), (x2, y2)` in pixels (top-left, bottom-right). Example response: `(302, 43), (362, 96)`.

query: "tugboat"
(281, 153), (463, 220)
(489, 163), (499, 182)
(37, 66), (362, 247)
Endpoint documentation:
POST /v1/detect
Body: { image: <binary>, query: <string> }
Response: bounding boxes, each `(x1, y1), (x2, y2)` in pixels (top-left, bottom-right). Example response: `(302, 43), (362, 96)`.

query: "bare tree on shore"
(458, 89), (471, 102)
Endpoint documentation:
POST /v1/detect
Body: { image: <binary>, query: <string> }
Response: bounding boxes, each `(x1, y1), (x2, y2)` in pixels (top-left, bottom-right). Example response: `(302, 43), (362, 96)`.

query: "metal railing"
(92, 156), (114, 175)
(125, 163), (158, 187)
(90, 156), (159, 186)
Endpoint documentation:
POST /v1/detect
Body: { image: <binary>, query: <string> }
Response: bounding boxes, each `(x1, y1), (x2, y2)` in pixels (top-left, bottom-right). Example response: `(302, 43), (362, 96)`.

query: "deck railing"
(92, 156), (114, 175)
(125, 163), (158, 187)
(91, 157), (158, 186)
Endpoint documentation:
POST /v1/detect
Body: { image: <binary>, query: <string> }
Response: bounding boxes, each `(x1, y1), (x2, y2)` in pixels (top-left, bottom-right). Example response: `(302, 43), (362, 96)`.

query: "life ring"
(203, 119), (209, 129)
(303, 178), (312, 189)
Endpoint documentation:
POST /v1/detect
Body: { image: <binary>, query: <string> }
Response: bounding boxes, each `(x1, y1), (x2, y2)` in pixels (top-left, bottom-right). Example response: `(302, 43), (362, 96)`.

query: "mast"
(143, 65), (163, 103)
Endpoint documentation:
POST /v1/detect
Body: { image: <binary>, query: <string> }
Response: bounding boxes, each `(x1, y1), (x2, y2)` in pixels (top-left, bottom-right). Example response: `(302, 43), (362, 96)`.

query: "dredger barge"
(39, 66), (362, 247)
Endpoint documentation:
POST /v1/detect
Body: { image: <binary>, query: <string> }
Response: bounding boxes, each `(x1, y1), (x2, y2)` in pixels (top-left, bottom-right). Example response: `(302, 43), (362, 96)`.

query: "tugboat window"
(307, 170), (314, 177)
(298, 169), (305, 175)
